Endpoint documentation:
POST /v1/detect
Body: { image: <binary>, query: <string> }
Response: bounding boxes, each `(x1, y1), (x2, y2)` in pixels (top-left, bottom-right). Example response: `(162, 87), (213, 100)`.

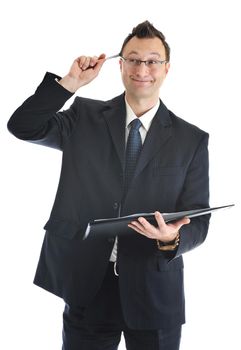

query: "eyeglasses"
(120, 56), (167, 68)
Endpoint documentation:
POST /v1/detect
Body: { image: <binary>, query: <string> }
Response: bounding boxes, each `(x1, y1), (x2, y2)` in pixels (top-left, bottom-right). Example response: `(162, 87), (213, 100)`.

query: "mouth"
(131, 77), (153, 84)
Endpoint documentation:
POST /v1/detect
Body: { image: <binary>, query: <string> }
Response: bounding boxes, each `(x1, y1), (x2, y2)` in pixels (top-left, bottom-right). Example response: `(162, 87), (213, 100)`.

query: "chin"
(135, 86), (155, 96)
(133, 92), (154, 100)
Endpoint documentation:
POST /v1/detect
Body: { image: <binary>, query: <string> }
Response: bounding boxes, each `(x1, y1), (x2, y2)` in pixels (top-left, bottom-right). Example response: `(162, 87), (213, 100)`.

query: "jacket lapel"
(103, 94), (126, 170)
(134, 101), (172, 179)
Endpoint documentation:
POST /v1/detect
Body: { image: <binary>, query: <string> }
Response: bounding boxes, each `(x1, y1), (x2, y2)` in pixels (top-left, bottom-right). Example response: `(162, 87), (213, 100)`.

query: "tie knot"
(129, 118), (142, 131)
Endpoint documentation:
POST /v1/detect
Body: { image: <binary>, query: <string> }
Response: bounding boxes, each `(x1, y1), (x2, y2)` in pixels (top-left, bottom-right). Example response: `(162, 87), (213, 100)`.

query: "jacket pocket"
(43, 218), (84, 239)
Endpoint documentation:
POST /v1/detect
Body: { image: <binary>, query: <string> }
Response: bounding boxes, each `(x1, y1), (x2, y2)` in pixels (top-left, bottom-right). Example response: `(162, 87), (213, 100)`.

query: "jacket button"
(113, 202), (119, 210)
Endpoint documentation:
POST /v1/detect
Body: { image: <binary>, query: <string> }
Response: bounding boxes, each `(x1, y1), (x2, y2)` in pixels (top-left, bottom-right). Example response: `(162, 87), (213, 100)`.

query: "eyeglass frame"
(120, 56), (168, 67)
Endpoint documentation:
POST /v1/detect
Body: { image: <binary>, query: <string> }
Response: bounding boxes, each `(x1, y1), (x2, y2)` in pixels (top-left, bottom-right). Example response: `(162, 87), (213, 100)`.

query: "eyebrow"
(127, 51), (161, 58)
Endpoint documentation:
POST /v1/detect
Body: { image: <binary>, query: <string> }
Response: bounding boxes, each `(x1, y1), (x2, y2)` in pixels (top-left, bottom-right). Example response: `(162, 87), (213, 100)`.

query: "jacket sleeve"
(171, 132), (210, 259)
(7, 72), (77, 150)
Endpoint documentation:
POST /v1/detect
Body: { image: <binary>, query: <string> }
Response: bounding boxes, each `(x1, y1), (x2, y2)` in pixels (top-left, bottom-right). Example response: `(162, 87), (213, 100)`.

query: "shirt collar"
(125, 97), (160, 132)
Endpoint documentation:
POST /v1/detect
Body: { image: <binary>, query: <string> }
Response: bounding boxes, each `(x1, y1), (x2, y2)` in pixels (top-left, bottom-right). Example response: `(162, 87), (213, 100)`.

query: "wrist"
(58, 75), (80, 93)
(158, 231), (179, 244)
(156, 232), (180, 251)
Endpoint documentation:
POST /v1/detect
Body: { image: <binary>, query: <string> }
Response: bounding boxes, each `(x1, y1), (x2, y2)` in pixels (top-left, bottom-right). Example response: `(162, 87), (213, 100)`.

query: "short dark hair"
(120, 20), (170, 62)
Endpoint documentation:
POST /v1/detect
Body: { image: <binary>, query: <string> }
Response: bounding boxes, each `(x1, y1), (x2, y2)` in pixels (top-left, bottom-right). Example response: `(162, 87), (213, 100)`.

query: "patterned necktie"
(123, 118), (142, 197)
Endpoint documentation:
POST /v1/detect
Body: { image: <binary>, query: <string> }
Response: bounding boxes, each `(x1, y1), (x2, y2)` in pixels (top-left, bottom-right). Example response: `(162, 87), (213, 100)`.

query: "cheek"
(155, 73), (166, 85)
(122, 69), (132, 83)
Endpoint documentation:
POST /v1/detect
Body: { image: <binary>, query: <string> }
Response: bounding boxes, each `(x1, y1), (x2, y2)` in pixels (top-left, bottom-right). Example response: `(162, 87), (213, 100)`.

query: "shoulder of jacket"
(73, 93), (125, 108)
(168, 109), (209, 137)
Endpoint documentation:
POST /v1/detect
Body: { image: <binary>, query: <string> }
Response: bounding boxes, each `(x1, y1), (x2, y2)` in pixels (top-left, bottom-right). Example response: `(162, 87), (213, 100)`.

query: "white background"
(1, 0), (240, 349)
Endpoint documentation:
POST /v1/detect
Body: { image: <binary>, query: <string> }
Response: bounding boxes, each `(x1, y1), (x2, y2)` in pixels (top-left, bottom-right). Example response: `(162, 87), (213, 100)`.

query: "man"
(8, 21), (210, 350)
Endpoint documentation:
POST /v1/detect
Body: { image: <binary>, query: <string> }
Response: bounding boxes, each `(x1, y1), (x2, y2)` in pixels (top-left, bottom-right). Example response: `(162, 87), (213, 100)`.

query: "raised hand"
(59, 54), (106, 93)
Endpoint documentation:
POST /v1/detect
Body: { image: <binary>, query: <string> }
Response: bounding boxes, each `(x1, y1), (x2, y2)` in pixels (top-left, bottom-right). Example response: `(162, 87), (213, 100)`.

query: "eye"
(128, 58), (140, 65)
(146, 60), (158, 65)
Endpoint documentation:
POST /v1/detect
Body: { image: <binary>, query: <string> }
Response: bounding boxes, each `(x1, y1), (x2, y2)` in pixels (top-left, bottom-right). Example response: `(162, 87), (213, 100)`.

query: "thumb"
(95, 53), (106, 69)
(92, 54), (106, 74)
(178, 216), (190, 227)
(98, 53), (106, 60)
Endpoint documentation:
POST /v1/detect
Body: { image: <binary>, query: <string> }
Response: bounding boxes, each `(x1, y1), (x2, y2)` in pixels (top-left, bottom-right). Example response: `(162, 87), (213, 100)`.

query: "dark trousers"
(62, 263), (182, 350)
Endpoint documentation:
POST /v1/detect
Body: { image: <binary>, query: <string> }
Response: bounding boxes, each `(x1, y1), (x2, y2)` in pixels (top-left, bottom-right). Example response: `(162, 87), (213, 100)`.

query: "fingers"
(77, 54), (106, 71)
(128, 212), (191, 241)
(155, 211), (190, 230)
(78, 56), (97, 70)
(154, 211), (166, 229)
(128, 216), (157, 238)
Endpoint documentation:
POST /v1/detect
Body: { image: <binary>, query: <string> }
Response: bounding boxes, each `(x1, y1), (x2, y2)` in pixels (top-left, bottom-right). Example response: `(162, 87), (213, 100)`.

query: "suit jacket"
(8, 72), (210, 330)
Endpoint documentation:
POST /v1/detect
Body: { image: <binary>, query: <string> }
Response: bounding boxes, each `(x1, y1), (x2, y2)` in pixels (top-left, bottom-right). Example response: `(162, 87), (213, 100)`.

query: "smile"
(131, 77), (153, 83)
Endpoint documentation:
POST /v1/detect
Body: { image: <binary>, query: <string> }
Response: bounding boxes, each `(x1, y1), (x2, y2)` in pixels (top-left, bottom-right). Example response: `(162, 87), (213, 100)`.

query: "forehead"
(122, 37), (166, 57)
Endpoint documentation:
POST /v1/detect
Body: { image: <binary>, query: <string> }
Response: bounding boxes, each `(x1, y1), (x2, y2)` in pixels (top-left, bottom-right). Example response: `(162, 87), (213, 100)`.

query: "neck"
(125, 93), (159, 117)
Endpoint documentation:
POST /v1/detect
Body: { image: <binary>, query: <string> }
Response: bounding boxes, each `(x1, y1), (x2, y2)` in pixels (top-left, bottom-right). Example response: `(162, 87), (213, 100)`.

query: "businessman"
(8, 21), (210, 350)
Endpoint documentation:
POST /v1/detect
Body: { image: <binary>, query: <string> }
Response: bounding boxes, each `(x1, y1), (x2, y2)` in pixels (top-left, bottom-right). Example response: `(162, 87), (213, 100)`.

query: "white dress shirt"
(109, 98), (160, 262)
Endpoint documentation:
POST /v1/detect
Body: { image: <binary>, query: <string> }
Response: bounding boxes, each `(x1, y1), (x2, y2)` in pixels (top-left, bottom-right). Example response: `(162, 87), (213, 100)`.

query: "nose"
(134, 62), (149, 76)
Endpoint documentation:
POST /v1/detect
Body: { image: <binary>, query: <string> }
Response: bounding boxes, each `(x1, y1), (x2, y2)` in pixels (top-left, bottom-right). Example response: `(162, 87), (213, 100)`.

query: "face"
(120, 37), (170, 102)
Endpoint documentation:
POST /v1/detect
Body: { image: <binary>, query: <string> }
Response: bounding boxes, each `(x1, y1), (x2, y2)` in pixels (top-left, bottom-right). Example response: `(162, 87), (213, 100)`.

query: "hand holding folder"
(83, 204), (234, 240)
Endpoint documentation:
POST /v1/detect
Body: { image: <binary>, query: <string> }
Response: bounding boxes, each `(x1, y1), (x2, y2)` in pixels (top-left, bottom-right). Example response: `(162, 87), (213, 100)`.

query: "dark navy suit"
(8, 72), (209, 333)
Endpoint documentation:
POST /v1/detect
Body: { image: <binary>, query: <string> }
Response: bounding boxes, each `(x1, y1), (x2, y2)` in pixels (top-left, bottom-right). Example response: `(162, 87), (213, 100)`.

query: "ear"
(165, 62), (170, 75)
(119, 59), (123, 71)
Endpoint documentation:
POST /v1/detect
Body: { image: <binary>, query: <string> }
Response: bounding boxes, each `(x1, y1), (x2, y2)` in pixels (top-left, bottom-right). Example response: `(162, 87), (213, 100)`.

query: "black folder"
(83, 204), (234, 240)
